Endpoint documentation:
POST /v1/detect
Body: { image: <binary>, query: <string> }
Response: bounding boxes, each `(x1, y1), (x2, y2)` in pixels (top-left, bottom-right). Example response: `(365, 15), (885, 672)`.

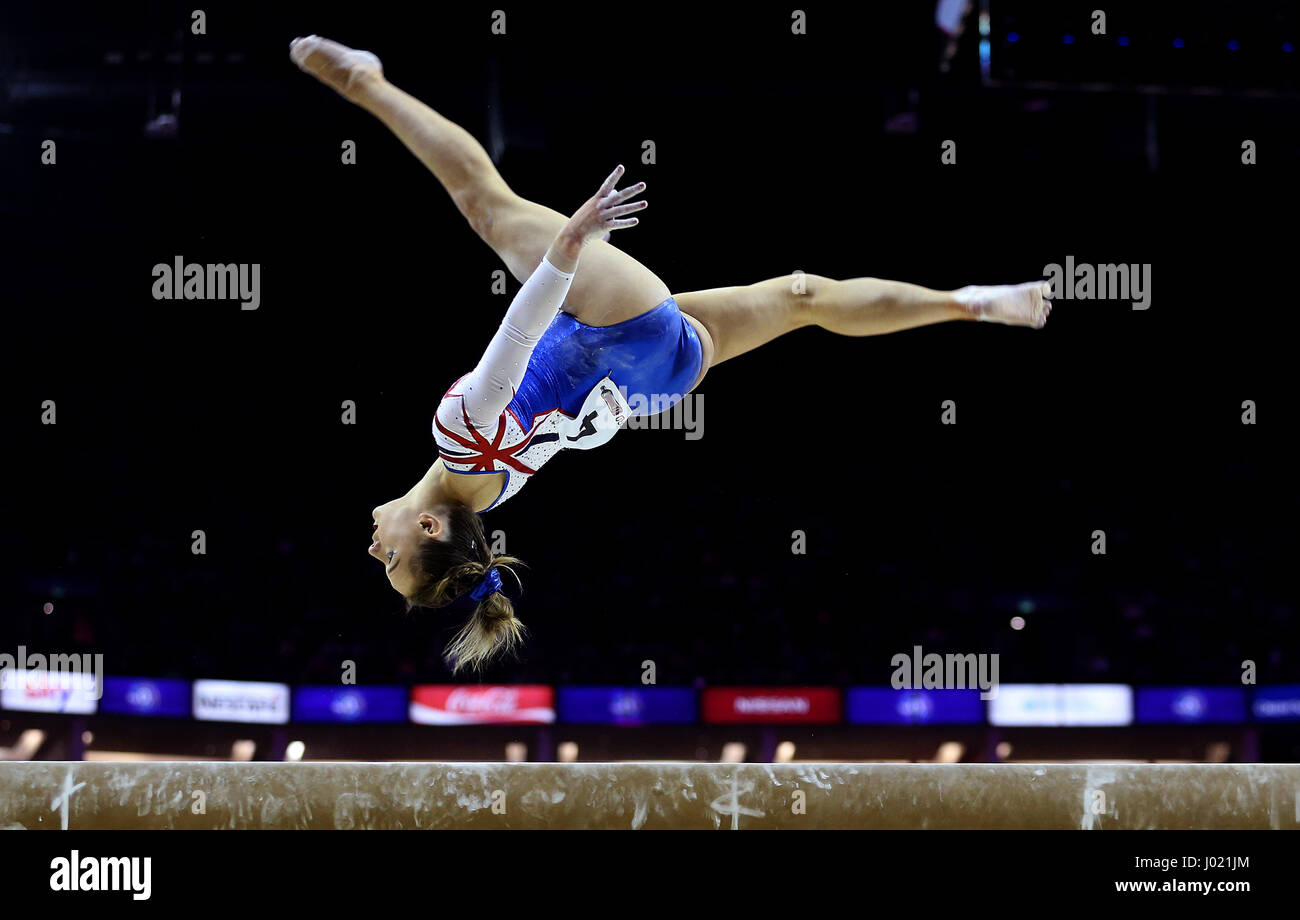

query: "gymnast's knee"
(452, 186), (518, 244)
(454, 190), (496, 241)
(783, 272), (835, 326)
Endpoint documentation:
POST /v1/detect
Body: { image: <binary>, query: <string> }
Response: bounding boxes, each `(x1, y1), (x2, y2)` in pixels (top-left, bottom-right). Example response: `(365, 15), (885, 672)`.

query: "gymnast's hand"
(548, 165), (647, 268)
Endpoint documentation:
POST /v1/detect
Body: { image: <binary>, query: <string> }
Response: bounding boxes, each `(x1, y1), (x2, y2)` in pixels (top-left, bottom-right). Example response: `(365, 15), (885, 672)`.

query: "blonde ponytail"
(443, 563), (526, 673)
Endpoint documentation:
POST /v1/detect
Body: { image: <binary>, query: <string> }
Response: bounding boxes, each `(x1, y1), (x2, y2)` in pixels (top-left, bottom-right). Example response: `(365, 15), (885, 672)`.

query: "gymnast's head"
(369, 495), (524, 673)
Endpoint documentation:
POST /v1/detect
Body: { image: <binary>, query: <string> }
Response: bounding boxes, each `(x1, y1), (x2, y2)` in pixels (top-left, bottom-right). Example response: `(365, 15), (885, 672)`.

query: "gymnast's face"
(369, 499), (444, 595)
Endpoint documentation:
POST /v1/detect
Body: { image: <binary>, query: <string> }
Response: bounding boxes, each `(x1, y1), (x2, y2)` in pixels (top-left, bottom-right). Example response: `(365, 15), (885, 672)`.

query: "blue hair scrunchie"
(468, 567), (503, 602)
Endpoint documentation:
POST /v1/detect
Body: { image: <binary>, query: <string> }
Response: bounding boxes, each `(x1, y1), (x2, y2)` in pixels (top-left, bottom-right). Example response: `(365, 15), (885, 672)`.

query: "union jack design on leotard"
(433, 375), (571, 510)
(434, 395), (541, 476)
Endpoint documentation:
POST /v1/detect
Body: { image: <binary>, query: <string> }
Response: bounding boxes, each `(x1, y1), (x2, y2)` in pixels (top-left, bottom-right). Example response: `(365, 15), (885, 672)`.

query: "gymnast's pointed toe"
(289, 35), (383, 98)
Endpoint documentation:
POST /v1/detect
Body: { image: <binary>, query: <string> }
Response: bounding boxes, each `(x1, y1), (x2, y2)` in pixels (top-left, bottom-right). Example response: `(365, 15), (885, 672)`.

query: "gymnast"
(290, 36), (1053, 671)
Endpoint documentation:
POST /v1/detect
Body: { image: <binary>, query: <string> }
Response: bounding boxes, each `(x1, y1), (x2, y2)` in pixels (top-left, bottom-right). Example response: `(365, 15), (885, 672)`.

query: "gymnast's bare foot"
(289, 35), (384, 100)
(954, 281), (1053, 329)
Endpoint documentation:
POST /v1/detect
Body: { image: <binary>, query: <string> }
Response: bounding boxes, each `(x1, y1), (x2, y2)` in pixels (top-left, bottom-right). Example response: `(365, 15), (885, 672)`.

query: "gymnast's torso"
(433, 292), (703, 510)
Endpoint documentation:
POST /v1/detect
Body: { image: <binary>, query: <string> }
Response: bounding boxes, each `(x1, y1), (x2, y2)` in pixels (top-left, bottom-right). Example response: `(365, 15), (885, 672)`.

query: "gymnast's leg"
(289, 36), (669, 328)
(675, 273), (1051, 375)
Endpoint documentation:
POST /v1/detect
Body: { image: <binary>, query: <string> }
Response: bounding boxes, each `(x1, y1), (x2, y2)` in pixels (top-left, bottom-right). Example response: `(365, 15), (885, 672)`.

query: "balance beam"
(1, 762), (1296, 830)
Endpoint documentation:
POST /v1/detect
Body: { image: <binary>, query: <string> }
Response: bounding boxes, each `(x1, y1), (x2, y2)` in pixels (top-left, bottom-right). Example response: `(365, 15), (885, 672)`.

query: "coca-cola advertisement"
(409, 684), (556, 725)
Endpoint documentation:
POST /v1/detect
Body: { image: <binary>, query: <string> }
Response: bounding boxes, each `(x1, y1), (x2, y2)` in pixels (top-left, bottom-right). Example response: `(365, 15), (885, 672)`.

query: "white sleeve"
(456, 257), (575, 429)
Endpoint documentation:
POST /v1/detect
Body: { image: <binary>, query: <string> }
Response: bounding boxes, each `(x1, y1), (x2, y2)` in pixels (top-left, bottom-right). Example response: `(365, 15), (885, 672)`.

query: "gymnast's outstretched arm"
(446, 166), (649, 429)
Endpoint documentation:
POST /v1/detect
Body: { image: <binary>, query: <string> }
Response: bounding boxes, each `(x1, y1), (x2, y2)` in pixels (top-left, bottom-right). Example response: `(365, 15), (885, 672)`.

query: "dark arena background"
(0, 0), (1297, 904)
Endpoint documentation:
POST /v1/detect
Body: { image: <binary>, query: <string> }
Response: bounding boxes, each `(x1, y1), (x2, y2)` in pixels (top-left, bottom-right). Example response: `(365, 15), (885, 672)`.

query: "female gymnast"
(290, 36), (1053, 672)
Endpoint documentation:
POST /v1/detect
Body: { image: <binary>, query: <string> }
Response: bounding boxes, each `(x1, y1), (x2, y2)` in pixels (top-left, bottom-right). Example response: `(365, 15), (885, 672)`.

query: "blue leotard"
(434, 277), (703, 510)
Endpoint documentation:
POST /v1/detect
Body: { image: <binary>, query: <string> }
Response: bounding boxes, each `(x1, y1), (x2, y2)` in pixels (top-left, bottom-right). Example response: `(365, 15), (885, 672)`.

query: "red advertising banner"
(409, 684), (555, 725)
(701, 687), (841, 724)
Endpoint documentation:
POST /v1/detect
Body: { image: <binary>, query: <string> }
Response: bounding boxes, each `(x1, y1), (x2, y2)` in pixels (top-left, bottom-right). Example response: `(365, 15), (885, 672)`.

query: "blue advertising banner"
(1252, 685), (1300, 722)
(1135, 687), (1246, 724)
(292, 686), (408, 723)
(846, 688), (984, 725)
(100, 677), (191, 717)
(558, 687), (696, 725)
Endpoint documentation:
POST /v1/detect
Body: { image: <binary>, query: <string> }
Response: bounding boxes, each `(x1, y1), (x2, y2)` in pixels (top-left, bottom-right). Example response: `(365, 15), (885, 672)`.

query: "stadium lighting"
(504, 741), (527, 762)
(0, 729), (45, 761)
(934, 741), (965, 763)
(230, 740), (256, 762)
(720, 742), (747, 763)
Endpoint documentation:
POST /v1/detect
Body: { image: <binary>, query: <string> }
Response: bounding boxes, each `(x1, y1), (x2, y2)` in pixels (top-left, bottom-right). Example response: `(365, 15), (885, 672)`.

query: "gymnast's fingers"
(606, 217), (640, 230)
(600, 200), (648, 220)
(606, 180), (647, 205)
(597, 164), (625, 195)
